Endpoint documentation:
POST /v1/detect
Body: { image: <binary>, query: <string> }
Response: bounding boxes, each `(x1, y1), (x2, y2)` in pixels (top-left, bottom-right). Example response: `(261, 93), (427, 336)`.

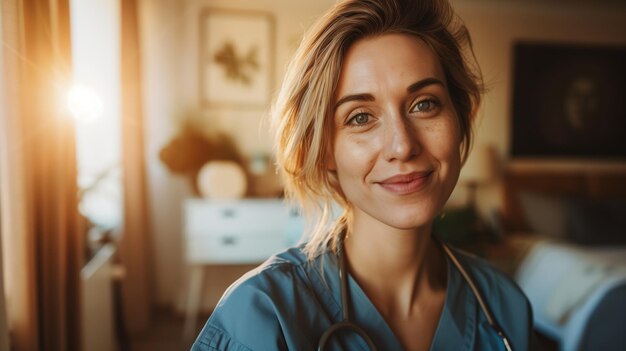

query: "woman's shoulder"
(191, 246), (321, 351)
(217, 246), (312, 303)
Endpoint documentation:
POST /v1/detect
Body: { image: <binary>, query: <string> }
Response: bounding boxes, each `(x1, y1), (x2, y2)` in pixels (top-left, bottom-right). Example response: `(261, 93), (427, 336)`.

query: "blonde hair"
(271, 0), (483, 260)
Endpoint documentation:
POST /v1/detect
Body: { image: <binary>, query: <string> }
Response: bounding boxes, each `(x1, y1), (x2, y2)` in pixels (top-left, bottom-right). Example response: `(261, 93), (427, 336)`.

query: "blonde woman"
(192, 0), (532, 350)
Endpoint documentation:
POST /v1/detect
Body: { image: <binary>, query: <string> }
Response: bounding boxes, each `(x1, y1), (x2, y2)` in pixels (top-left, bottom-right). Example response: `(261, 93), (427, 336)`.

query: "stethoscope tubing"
(317, 239), (513, 351)
(317, 237), (378, 351)
(441, 243), (513, 351)
(317, 321), (377, 351)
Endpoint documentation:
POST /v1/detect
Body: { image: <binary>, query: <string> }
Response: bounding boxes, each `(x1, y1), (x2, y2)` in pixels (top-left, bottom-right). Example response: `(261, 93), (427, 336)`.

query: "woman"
(192, 0), (533, 350)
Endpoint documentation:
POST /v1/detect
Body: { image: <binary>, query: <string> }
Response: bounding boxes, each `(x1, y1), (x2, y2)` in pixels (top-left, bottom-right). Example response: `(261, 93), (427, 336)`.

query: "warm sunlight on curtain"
(118, 0), (153, 336)
(0, 0), (82, 349)
(0, 4), (11, 346)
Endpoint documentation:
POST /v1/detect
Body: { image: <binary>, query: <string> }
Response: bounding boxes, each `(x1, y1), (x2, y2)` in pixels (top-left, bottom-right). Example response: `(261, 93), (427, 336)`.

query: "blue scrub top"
(191, 245), (533, 350)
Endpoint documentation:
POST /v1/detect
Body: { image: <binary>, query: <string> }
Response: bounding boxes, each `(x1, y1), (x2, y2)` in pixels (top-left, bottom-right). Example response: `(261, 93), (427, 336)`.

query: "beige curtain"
(0, 0), (82, 350)
(0, 8), (10, 336)
(118, 0), (153, 335)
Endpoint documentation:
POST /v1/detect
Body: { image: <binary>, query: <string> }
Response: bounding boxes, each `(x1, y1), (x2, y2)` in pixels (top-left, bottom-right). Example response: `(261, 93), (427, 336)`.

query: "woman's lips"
(376, 171), (433, 194)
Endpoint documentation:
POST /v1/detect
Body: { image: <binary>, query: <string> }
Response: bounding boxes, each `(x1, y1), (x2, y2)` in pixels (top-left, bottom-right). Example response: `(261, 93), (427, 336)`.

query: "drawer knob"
(221, 209), (236, 218)
(221, 236), (237, 245)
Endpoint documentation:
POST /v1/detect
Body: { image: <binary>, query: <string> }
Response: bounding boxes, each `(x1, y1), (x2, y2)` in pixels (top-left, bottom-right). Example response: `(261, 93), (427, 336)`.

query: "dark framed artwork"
(199, 9), (275, 108)
(511, 42), (626, 159)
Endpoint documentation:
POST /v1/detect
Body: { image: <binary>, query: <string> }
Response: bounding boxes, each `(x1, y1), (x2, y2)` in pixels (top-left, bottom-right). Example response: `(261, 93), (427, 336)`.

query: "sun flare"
(66, 84), (104, 122)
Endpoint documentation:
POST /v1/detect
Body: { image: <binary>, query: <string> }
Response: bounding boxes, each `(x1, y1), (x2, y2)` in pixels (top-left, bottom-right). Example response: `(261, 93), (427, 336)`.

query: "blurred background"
(0, 0), (625, 350)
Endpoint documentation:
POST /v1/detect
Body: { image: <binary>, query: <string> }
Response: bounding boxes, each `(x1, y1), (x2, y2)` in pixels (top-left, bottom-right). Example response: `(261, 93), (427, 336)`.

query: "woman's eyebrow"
(334, 93), (374, 110)
(407, 77), (446, 93)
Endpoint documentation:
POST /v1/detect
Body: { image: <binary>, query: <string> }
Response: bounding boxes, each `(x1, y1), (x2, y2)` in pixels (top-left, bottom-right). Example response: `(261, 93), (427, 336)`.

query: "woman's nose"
(382, 114), (420, 162)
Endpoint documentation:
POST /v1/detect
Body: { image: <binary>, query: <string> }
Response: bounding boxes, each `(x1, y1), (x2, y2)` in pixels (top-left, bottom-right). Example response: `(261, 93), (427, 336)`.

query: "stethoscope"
(317, 238), (514, 351)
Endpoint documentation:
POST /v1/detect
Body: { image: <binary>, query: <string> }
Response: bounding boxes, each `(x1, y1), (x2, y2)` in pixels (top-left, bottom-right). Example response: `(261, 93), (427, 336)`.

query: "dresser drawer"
(186, 231), (287, 264)
(183, 199), (303, 264)
(185, 199), (289, 238)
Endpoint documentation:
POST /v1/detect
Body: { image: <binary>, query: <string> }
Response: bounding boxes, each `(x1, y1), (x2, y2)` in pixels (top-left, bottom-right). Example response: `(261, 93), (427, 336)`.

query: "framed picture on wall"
(199, 9), (275, 108)
(511, 41), (626, 159)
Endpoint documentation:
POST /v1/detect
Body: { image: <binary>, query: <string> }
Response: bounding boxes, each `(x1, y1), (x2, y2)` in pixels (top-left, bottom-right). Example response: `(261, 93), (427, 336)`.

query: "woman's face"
(328, 33), (462, 231)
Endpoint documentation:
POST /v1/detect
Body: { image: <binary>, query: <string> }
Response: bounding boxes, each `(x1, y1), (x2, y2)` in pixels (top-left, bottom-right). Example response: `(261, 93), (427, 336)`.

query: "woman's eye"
(347, 113), (370, 125)
(411, 99), (439, 113)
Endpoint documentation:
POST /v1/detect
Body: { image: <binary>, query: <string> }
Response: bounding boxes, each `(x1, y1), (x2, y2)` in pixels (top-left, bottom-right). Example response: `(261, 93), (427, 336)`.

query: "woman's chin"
(378, 208), (437, 232)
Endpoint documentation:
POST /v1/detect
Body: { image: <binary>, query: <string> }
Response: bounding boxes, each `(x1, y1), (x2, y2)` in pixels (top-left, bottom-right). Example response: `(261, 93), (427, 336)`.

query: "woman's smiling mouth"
(376, 171), (434, 195)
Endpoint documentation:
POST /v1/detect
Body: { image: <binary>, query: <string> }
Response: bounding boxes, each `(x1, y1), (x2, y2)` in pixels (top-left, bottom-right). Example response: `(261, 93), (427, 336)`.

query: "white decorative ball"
(197, 161), (247, 199)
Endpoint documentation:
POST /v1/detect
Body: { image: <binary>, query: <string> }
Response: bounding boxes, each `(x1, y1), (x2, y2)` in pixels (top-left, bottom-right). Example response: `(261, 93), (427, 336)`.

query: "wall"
(140, 0), (626, 310)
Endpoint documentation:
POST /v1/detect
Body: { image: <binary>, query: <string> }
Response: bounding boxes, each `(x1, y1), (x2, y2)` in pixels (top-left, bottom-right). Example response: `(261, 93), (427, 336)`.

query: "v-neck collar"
(430, 252), (477, 350)
(316, 248), (477, 350)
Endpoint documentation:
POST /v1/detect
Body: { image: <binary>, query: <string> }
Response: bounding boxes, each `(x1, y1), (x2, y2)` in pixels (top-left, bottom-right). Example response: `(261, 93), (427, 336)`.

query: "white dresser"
(183, 198), (304, 337)
(184, 198), (303, 264)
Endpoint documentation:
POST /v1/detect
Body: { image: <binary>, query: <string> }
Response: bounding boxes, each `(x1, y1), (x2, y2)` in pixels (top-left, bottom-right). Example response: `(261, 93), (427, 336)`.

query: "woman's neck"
(343, 213), (447, 317)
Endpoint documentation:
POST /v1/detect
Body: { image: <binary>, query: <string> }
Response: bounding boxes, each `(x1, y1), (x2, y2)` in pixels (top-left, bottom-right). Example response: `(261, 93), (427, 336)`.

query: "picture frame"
(199, 9), (275, 109)
(511, 41), (626, 159)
